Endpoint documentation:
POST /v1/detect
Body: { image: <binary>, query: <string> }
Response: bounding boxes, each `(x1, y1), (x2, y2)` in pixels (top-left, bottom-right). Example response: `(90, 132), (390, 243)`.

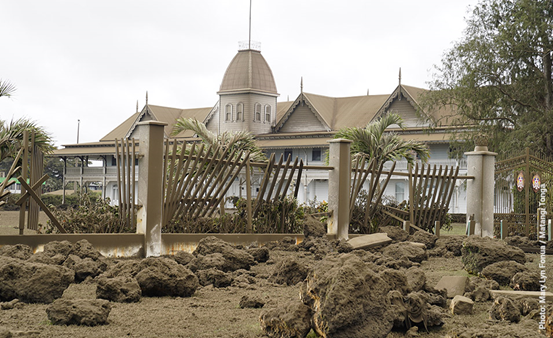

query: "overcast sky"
(1, 0), (479, 148)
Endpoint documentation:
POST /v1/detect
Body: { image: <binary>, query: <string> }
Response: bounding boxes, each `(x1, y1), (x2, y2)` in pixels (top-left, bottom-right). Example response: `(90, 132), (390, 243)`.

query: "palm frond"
(0, 80), (16, 98)
(0, 118), (55, 162)
(334, 112), (429, 166)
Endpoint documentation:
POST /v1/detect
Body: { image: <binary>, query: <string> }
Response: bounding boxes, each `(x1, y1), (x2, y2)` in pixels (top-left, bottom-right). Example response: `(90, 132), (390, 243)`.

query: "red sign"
(516, 171), (524, 192)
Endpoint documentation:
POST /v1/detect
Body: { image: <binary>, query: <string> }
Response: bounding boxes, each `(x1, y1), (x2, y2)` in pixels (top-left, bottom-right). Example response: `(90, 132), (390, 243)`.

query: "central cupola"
(217, 45), (279, 135)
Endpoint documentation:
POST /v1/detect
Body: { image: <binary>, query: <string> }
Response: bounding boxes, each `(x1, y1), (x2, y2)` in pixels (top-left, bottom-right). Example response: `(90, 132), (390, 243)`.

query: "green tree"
(333, 113), (430, 165)
(420, 0), (553, 157)
(0, 118), (55, 162)
(172, 118), (266, 161)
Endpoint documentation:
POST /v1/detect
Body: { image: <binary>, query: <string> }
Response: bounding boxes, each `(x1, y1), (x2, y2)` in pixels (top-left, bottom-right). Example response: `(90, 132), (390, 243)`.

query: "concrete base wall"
(0, 233), (339, 258)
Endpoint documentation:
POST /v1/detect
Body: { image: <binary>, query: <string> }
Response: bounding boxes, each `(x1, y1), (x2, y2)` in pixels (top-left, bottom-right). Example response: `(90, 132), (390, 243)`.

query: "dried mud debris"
(193, 236), (256, 271)
(511, 271), (541, 291)
(268, 258), (309, 286)
(409, 230), (438, 249)
(239, 295), (265, 309)
(462, 235), (526, 274)
(381, 242), (428, 263)
(96, 276), (141, 303)
(481, 260), (528, 286)
(0, 257), (74, 303)
(259, 300), (312, 338)
(46, 299), (111, 326)
(380, 225), (410, 243)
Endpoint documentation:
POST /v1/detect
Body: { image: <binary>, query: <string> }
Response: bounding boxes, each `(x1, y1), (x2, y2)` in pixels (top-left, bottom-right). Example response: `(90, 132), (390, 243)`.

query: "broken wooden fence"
(114, 138), (138, 230)
(161, 139), (304, 233)
(349, 156), (396, 232)
(382, 163), (459, 233)
(14, 130), (65, 233)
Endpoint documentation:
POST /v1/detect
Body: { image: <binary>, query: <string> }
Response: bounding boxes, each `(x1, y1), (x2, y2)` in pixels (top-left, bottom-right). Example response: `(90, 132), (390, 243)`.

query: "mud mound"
(196, 268), (232, 288)
(380, 226), (409, 242)
(0, 244), (32, 260)
(480, 260), (528, 285)
(193, 236), (255, 271)
(303, 215), (326, 238)
(381, 242), (427, 263)
(247, 247), (270, 263)
(63, 255), (107, 282)
(188, 253), (229, 272)
(409, 230), (437, 249)
(489, 297), (520, 323)
(69, 239), (103, 261)
(264, 237), (299, 251)
(46, 299), (111, 326)
(431, 236), (463, 256)
(462, 236), (526, 274)
(96, 276), (141, 303)
(0, 257), (74, 303)
(43, 240), (73, 257)
(269, 259), (309, 286)
(511, 271), (541, 291)
(135, 257), (199, 297)
(379, 268), (411, 295)
(172, 251), (194, 266)
(504, 235), (540, 249)
(239, 295), (265, 309)
(300, 253), (393, 338)
(259, 300), (312, 338)
(405, 267), (426, 292)
(100, 257), (199, 297)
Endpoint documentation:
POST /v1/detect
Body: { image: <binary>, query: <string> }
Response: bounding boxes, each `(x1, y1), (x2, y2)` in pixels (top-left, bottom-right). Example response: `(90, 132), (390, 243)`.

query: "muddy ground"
(0, 211), (551, 338)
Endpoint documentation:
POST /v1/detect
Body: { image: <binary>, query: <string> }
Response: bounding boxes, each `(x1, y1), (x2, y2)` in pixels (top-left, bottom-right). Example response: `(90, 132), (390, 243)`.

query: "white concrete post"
(327, 139), (352, 240)
(136, 121), (167, 257)
(465, 139), (497, 238)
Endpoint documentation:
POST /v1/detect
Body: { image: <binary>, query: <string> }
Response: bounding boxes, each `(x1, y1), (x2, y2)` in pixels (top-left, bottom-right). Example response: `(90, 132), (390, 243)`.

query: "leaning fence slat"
(202, 152), (244, 218)
(182, 145), (215, 216)
(273, 154), (293, 201)
(206, 152), (250, 218)
(19, 130), (29, 234)
(254, 153), (275, 216)
(173, 143), (205, 221)
(280, 156), (299, 201)
(179, 144), (211, 216)
(370, 161), (396, 220)
(192, 147), (235, 219)
(265, 154), (284, 202)
(293, 160), (304, 199)
(18, 176), (66, 233)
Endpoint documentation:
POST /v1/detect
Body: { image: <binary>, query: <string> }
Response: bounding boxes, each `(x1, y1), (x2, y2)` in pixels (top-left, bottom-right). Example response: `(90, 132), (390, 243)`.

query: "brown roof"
(218, 49), (278, 95)
(275, 92), (390, 131)
(99, 105), (213, 142)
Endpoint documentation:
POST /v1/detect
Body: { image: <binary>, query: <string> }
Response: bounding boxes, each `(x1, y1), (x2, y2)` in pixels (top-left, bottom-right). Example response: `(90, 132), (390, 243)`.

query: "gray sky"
(1, 0), (478, 148)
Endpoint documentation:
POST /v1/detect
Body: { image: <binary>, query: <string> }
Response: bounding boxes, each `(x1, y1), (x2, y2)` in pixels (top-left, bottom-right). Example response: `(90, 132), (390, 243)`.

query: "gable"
(385, 95), (428, 128)
(278, 103), (328, 133)
(372, 85), (431, 128)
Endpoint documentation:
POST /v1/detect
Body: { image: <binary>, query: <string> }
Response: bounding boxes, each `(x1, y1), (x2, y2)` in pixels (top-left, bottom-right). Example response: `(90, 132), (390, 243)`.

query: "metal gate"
(494, 148), (553, 236)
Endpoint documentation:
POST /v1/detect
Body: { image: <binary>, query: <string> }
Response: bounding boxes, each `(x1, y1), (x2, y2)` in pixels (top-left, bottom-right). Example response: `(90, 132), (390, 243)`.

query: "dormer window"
(264, 105), (271, 123)
(225, 104), (233, 122)
(237, 103), (244, 121)
(254, 103), (261, 122)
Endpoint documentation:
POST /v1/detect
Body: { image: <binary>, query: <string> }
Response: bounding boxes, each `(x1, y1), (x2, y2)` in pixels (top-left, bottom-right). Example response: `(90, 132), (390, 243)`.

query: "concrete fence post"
(327, 139), (352, 240)
(136, 121), (167, 257)
(465, 139), (497, 238)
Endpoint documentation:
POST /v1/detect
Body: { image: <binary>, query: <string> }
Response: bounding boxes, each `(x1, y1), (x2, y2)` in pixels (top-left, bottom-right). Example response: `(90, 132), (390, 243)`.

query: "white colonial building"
(53, 44), (467, 212)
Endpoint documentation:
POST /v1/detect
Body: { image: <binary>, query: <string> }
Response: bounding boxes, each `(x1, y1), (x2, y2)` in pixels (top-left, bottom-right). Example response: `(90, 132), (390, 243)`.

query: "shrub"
(42, 193), (134, 233)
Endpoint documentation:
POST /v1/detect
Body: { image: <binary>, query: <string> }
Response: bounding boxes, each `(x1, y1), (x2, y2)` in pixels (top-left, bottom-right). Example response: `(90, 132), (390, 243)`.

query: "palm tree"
(334, 113), (430, 165)
(0, 118), (55, 162)
(0, 80), (16, 98)
(171, 118), (266, 161)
